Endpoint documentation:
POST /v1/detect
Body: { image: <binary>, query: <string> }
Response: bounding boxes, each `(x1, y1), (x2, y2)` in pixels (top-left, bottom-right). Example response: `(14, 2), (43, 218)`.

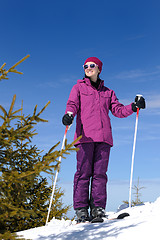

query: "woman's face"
(84, 61), (100, 81)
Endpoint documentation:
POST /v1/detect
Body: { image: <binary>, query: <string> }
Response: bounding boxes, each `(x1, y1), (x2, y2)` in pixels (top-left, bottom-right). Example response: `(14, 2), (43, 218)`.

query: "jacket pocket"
(80, 91), (94, 112)
(81, 91), (93, 96)
(100, 92), (111, 109)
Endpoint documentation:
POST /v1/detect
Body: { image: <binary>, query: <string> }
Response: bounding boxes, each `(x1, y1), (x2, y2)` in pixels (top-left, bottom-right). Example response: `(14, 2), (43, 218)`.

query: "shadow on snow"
(35, 219), (142, 240)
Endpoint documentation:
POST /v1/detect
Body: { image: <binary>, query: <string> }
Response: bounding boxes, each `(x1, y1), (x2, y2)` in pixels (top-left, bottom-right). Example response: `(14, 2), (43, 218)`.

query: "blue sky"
(1, 0), (160, 215)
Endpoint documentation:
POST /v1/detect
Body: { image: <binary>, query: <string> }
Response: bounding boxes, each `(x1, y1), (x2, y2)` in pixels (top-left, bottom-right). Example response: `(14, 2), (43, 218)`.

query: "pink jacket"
(65, 78), (133, 146)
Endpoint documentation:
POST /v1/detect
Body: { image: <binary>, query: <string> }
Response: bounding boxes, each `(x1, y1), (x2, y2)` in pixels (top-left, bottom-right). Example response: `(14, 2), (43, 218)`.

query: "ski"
(90, 212), (130, 224)
(109, 212), (130, 220)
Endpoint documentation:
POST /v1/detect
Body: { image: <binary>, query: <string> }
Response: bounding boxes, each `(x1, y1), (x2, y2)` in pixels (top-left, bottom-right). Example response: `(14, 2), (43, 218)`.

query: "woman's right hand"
(62, 113), (74, 126)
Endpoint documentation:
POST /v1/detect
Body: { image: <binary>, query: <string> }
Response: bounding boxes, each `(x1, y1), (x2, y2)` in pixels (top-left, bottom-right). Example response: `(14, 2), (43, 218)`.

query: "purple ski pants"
(73, 142), (110, 210)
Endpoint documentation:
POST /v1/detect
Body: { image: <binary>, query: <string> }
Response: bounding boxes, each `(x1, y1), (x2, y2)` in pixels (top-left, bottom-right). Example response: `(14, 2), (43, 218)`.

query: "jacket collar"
(86, 78), (104, 90)
(79, 77), (104, 87)
(77, 78), (104, 91)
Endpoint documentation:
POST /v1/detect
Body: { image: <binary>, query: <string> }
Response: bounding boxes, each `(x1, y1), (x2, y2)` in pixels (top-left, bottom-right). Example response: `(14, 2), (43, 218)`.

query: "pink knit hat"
(84, 57), (103, 73)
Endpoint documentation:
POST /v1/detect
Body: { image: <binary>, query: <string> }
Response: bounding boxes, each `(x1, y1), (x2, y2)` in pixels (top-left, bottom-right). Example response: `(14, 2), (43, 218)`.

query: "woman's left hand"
(132, 95), (146, 112)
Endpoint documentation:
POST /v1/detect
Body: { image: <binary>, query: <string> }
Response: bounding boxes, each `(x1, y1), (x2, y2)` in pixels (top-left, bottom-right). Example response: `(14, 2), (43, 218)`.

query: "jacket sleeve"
(65, 84), (80, 117)
(110, 90), (134, 118)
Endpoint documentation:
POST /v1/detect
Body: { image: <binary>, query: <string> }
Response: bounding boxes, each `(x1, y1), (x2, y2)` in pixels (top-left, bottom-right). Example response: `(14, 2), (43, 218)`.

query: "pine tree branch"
(36, 101), (51, 117)
(0, 55), (30, 81)
(8, 95), (16, 117)
(0, 105), (8, 116)
(13, 135), (82, 180)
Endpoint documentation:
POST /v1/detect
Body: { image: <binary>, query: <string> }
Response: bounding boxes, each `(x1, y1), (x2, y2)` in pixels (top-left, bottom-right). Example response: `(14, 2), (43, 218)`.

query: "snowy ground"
(17, 197), (160, 240)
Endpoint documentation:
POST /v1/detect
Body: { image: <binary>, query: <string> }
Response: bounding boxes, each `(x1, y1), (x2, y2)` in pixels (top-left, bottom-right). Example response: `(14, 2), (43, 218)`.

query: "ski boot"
(90, 207), (106, 223)
(75, 207), (89, 223)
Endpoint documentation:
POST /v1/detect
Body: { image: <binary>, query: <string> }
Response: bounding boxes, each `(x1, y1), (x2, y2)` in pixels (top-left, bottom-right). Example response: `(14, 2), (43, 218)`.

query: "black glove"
(62, 113), (74, 126)
(132, 95), (146, 112)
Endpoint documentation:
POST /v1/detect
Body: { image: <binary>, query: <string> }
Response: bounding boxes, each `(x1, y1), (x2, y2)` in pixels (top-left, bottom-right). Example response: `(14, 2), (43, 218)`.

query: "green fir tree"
(0, 56), (81, 239)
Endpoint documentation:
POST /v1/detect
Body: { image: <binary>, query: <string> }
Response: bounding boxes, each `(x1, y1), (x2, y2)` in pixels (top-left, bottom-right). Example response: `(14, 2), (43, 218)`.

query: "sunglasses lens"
(90, 64), (96, 68)
(84, 64), (88, 69)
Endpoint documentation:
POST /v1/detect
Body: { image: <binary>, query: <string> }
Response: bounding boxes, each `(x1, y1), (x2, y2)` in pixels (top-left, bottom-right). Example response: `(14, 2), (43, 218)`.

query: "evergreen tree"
(123, 177), (145, 207)
(132, 177), (145, 206)
(0, 57), (81, 239)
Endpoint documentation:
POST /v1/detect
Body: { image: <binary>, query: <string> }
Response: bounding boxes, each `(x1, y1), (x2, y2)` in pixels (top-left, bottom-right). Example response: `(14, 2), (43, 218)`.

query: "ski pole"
(46, 113), (72, 225)
(129, 95), (142, 208)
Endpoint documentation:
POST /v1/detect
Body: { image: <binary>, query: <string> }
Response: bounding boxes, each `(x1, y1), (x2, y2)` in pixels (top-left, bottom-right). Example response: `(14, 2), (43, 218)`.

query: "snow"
(17, 197), (160, 240)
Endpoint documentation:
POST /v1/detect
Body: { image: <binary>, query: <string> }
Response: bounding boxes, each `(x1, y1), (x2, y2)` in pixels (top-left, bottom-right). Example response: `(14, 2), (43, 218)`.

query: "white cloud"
(37, 75), (78, 89)
(114, 69), (147, 79)
(126, 34), (146, 41)
(110, 66), (160, 82)
(146, 94), (160, 109)
(115, 69), (160, 80)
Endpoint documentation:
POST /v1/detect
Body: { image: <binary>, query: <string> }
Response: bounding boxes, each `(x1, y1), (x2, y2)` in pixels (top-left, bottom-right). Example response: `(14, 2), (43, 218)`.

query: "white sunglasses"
(83, 63), (98, 70)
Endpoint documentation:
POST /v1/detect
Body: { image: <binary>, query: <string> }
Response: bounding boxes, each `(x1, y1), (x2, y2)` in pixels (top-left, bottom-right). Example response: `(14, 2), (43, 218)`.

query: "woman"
(62, 57), (145, 223)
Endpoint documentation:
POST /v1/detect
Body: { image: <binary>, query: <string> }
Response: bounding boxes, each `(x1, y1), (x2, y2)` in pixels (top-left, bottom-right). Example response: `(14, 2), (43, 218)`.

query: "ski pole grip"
(67, 111), (73, 117)
(136, 94), (143, 101)
(136, 94), (143, 113)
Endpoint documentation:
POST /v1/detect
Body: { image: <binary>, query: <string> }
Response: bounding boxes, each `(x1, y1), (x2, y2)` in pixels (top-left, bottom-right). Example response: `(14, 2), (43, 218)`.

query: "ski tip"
(117, 212), (130, 219)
